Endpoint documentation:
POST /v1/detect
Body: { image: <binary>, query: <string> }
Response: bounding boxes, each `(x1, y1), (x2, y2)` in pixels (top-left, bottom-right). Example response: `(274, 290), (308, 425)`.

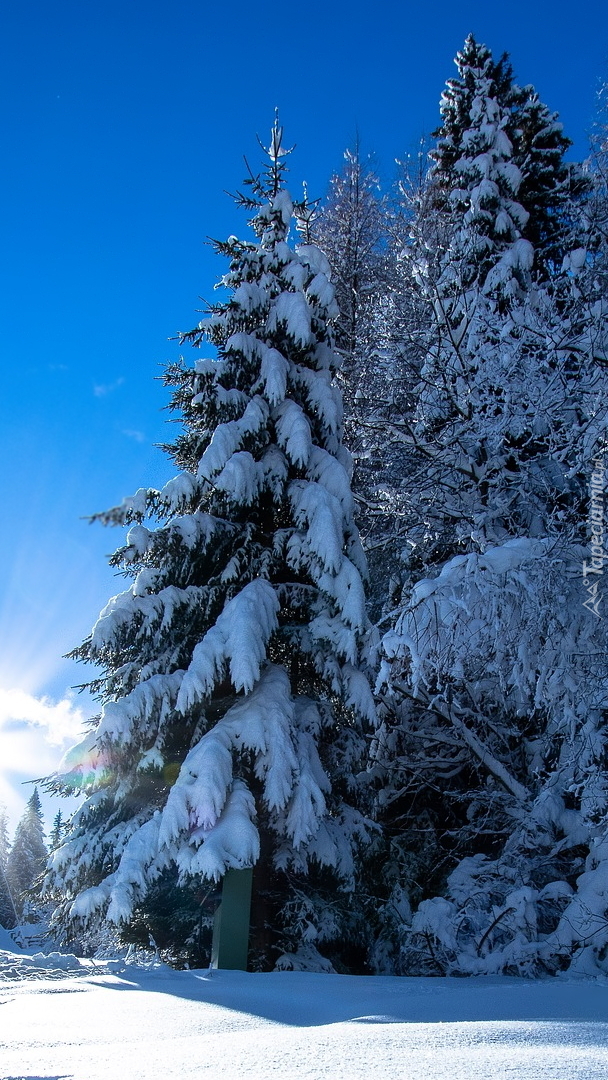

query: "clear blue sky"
(1, 0), (606, 830)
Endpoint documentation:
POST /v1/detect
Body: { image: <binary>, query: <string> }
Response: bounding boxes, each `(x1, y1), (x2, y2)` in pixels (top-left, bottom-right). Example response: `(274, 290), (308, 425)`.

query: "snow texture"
(1, 955), (608, 1079)
(177, 579), (280, 710)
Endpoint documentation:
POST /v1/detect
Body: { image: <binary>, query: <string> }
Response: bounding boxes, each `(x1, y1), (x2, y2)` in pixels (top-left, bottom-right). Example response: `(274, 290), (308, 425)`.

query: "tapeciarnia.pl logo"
(582, 456), (605, 618)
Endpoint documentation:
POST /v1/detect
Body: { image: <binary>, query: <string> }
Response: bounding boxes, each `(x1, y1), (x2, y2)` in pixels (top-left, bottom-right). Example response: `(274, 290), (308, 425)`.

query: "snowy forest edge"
(2, 34), (608, 981)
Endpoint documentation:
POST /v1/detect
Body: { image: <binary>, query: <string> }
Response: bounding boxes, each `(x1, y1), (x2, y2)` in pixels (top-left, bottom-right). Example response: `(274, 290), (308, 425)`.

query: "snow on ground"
(0, 926), (21, 953)
(1, 946), (608, 1079)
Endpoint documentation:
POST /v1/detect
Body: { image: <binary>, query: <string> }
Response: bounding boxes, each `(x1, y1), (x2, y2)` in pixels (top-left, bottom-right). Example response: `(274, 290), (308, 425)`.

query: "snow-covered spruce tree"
(426, 34), (589, 285)
(7, 790), (47, 919)
(371, 38), (608, 977)
(382, 34), (598, 600)
(45, 120), (376, 972)
(0, 804), (17, 928)
(515, 88), (590, 279)
(48, 810), (68, 852)
(342, 38), (589, 627)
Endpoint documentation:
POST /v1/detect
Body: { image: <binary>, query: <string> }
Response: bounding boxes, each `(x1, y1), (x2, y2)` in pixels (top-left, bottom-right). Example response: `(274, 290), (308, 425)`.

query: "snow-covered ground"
(2, 943), (608, 1079)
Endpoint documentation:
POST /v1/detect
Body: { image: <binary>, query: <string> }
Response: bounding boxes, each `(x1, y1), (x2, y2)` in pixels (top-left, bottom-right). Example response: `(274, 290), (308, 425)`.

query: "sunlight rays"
(0, 686), (88, 827)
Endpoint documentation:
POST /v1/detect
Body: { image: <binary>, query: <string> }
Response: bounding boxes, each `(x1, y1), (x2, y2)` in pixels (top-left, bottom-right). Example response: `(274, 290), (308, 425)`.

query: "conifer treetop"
(7, 789), (47, 906)
(429, 34), (588, 284)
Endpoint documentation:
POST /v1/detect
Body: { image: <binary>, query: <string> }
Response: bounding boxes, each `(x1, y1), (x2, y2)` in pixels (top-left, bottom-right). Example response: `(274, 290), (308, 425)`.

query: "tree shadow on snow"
(91, 968), (608, 1029)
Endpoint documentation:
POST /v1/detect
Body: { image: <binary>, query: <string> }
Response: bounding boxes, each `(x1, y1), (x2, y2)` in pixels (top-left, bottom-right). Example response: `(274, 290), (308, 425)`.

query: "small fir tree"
(0, 804), (18, 928)
(48, 810), (67, 851)
(7, 790), (47, 918)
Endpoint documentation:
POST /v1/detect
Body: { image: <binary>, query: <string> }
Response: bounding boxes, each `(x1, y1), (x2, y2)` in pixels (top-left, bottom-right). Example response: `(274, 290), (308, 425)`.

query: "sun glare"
(0, 684), (87, 826)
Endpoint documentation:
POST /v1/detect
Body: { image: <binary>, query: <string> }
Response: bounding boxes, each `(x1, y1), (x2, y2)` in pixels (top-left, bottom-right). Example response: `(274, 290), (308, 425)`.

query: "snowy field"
(2, 943), (608, 1079)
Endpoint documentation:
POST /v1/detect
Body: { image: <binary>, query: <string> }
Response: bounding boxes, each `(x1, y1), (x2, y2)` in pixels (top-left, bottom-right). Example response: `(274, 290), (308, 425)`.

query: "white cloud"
(93, 376), (125, 397)
(0, 687), (86, 747)
(0, 688), (88, 830)
(122, 428), (146, 443)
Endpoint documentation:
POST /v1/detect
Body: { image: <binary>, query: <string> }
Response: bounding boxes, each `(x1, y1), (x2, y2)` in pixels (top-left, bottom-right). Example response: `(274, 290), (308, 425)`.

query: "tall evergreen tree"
(7, 790), (47, 918)
(46, 120), (375, 972)
(0, 804), (17, 928)
(372, 37), (608, 977)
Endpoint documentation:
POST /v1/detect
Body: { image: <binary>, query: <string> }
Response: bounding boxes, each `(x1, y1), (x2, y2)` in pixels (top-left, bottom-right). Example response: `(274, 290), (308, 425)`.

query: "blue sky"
(1, 0), (606, 831)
